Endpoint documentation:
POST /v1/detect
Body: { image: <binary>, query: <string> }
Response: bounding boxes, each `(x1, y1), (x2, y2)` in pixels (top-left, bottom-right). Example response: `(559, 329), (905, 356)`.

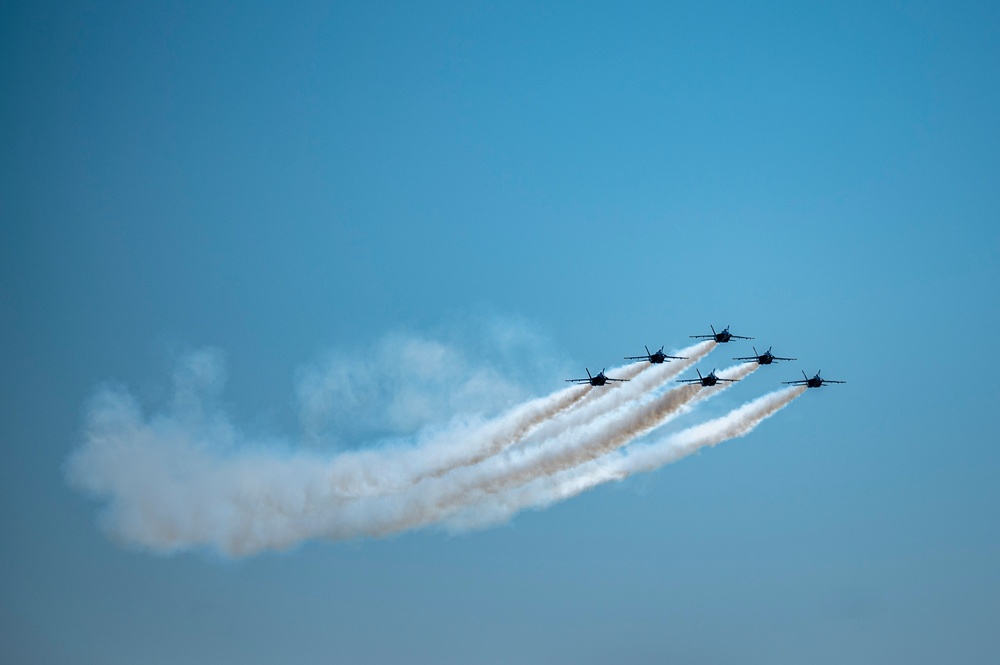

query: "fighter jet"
(565, 368), (629, 386)
(733, 346), (796, 365)
(676, 368), (739, 387)
(625, 345), (688, 364)
(690, 324), (753, 343)
(782, 370), (845, 388)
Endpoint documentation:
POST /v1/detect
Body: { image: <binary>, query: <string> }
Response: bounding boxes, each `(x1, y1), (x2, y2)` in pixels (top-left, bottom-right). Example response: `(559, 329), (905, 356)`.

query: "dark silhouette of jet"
(733, 346), (796, 365)
(676, 368), (739, 387)
(782, 370), (845, 388)
(625, 345), (688, 364)
(690, 324), (753, 343)
(566, 368), (629, 386)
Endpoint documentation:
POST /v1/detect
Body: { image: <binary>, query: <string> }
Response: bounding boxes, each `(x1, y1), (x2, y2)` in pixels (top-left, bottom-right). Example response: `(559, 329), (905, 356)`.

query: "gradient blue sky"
(2, 1), (999, 663)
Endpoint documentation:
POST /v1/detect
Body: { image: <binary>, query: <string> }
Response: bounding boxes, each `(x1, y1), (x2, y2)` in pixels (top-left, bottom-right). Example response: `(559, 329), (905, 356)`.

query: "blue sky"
(2, 1), (999, 662)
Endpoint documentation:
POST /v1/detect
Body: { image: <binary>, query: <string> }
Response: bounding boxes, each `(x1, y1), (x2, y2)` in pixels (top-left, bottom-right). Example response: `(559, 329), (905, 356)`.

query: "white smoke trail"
(445, 385), (808, 530)
(296, 323), (561, 443)
(609, 360), (650, 382)
(297, 346), (595, 495)
(251, 378), (784, 549)
(66, 342), (800, 557)
(66, 362), (592, 535)
(715, 360), (759, 382)
(347, 341), (716, 497)
(520, 341), (715, 446)
(323, 356), (756, 540)
(460, 356), (754, 498)
(418, 383), (591, 480)
(666, 361), (760, 409)
(303, 381), (596, 499)
(328, 342), (713, 496)
(67, 382), (704, 554)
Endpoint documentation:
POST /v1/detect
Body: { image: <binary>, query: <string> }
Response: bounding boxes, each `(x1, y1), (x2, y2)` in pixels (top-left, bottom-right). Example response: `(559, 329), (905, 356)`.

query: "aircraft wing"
(664, 355), (688, 360)
(676, 378), (702, 383)
(565, 378), (591, 383)
(730, 334), (754, 340)
(824, 379), (846, 383)
(624, 355), (649, 360)
(772, 356), (797, 361)
(605, 378), (629, 382)
(689, 334), (714, 339)
(782, 380), (808, 385)
(732, 356), (757, 361)
(717, 378), (739, 382)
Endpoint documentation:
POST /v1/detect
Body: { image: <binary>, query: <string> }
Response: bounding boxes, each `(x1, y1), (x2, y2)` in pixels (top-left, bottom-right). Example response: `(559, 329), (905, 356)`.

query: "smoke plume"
(66, 339), (807, 556)
(445, 385), (808, 530)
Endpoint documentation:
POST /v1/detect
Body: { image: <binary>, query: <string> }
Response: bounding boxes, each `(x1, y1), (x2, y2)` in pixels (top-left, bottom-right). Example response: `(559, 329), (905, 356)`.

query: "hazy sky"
(2, 1), (998, 663)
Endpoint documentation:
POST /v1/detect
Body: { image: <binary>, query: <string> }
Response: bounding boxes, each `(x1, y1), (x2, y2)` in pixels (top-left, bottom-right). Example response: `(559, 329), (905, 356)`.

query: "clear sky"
(2, 1), (998, 663)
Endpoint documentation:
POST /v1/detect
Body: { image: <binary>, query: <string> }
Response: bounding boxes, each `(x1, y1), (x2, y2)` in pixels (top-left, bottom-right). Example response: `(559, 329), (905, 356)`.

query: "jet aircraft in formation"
(625, 345), (688, 364)
(690, 324), (753, 343)
(782, 370), (846, 388)
(565, 368), (629, 386)
(734, 346), (796, 365)
(676, 368), (738, 387)
(567, 325), (842, 389)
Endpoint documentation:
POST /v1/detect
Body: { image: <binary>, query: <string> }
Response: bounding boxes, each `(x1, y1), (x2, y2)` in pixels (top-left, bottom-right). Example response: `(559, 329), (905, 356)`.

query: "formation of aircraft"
(690, 324), (753, 343)
(734, 346), (796, 365)
(567, 325), (843, 389)
(565, 368), (629, 386)
(782, 370), (846, 388)
(676, 368), (738, 387)
(625, 345), (688, 364)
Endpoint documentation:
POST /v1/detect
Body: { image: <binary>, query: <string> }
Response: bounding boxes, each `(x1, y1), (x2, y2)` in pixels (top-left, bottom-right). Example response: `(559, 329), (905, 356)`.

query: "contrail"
(445, 385), (808, 530)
